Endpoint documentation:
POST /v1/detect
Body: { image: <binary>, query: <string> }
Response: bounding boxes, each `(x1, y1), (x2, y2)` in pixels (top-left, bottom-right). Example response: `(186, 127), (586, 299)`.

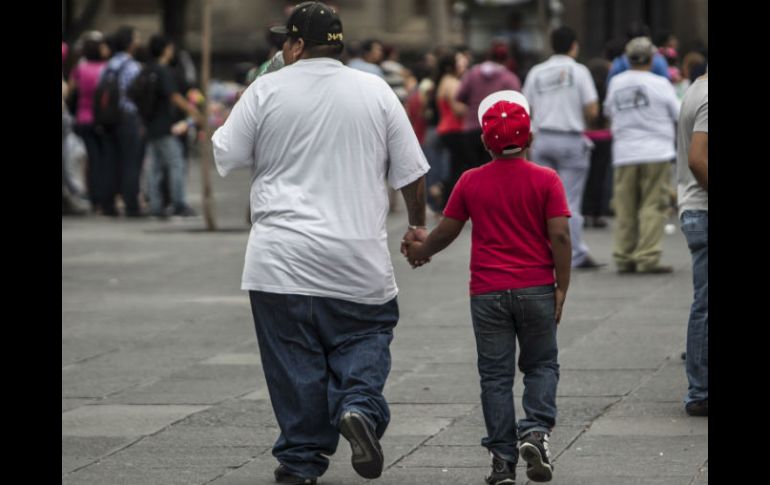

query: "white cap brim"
(477, 90), (530, 126)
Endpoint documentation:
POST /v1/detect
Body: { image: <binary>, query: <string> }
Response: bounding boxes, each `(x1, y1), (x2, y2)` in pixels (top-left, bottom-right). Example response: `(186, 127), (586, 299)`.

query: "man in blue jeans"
(676, 72), (708, 416)
(138, 35), (204, 218)
(406, 90), (571, 484)
(212, 3), (430, 483)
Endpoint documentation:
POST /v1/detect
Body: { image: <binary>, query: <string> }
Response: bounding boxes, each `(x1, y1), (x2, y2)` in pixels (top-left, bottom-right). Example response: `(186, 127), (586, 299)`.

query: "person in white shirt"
(604, 37), (681, 274)
(523, 26), (602, 269)
(211, 3), (430, 483)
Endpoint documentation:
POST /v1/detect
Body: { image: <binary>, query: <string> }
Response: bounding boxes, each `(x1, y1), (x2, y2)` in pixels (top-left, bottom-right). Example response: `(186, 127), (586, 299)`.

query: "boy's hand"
(406, 241), (430, 268)
(554, 286), (567, 324)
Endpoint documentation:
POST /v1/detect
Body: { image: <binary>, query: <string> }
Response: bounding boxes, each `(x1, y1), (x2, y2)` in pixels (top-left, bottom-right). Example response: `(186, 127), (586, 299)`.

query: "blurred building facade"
(63, 0), (707, 74)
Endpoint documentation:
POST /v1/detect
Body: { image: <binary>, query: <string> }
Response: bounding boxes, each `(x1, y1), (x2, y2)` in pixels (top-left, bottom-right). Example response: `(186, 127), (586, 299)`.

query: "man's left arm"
(382, 86), (431, 254)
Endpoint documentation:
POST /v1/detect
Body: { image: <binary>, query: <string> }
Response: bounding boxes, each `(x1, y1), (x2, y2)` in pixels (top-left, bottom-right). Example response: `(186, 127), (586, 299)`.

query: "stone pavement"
(62, 160), (707, 485)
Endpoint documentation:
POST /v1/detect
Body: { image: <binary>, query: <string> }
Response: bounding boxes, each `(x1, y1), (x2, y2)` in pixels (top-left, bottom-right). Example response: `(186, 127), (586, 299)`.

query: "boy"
(405, 90), (571, 484)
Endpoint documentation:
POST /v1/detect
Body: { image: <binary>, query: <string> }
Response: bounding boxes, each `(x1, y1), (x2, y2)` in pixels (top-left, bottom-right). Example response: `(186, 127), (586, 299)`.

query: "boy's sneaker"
(339, 410), (384, 479)
(274, 464), (317, 484)
(485, 451), (516, 485)
(519, 431), (553, 482)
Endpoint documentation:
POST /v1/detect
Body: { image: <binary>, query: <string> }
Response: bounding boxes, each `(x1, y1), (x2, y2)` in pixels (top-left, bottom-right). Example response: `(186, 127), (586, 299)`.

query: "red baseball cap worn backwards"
(478, 90), (531, 156)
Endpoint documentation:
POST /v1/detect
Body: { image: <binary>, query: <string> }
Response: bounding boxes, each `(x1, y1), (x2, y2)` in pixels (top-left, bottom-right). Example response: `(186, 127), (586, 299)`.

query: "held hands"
(400, 226), (431, 269)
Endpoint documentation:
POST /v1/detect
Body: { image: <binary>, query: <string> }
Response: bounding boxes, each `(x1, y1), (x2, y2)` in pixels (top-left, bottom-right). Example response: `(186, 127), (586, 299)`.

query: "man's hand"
(406, 241), (430, 268)
(400, 226), (428, 257)
(555, 286), (567, 325)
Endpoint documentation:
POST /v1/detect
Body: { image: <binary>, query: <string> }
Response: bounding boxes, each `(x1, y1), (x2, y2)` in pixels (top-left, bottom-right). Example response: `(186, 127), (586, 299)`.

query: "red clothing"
(436, 97), (464, 135)
(443, 158), (571, 295)
(405, 90), (426, 144)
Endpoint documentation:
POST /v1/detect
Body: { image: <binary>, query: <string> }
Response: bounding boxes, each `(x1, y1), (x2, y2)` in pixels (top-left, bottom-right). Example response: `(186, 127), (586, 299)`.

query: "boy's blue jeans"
(470, 284), (559, 464)
(249, 291), (398, 478)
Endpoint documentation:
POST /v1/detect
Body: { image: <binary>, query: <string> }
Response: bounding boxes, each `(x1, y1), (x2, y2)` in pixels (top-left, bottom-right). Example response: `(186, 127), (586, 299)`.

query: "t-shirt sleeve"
(545, 172), (571, 219)
(212, 80), (259, 176)
(443, 171), (470, 221)
(385, 86), (430, 189)
(694, 95), (708, 133)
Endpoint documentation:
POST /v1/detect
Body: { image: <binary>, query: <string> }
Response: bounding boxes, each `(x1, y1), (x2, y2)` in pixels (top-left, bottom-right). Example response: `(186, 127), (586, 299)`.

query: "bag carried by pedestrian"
(128, 65), (162, 122)
(93, 61), (128, 127)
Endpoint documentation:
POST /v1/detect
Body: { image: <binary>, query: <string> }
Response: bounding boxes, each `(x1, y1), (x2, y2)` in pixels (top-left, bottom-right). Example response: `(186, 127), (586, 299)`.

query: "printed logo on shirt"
(614, 86), (650, 111)
(535, 66), (574, 93)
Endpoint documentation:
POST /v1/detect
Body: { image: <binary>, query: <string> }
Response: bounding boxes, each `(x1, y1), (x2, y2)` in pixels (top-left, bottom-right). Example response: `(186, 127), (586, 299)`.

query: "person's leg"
(556, 136), (592, 266)
(611, 164), (640, 271)
(155, 136), (188, 214)
(100, 127), (120, 215)
(316, 296), (398, 478)
(317, 297), (398, 438)
(117, 114), (144, 215)
(680, 211), (708, 407)
(470, 291), (519, 464)
(634, 162), (671, 271)
(512, 285), (559, 482)
(145, 140), (167, 216)
(582, 138), (611, 224)
(248, 291), (339, 479)
(513, 285), (559, 435)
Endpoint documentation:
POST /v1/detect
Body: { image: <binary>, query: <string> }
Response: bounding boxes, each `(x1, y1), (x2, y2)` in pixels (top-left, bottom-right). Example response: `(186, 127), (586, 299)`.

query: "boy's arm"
(407, 216), (466, 268)
(547, 216), (571, 324)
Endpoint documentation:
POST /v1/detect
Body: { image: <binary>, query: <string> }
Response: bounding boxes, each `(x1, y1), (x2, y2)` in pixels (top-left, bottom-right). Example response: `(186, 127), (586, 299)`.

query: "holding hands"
(401, 226), (431, 269)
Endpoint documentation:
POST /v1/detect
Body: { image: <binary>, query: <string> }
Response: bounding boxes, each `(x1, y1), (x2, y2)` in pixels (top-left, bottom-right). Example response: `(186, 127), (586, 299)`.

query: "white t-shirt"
(522, 55), (598, 133)
(212, 58), (429, 305)
(604, 70), (681, 166)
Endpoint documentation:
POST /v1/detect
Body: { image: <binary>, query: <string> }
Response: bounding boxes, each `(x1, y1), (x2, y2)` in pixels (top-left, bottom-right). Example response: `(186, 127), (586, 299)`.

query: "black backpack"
(93, 61), (128, 127)
(128, 66), (162, 122)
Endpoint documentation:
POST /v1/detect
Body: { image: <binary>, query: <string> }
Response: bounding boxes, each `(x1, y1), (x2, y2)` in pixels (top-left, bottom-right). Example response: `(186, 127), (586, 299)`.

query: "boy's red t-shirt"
(443, 157), (571, 295)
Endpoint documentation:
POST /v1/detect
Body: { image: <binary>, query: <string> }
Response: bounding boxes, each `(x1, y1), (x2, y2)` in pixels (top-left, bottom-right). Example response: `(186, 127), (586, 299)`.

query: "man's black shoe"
(274, 464), (317, 484)
(485, 451), (516, 485)
(685, 399), (708, 417)
(339, 410), (384, 479)
(519, 431), (553, 482)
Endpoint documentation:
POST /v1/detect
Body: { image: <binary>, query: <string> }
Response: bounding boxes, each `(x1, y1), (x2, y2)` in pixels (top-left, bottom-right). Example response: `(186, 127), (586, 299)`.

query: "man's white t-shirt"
(522, 55), (598, 133)
(604, 70), (681, 166)
(212, 58), (429, 305)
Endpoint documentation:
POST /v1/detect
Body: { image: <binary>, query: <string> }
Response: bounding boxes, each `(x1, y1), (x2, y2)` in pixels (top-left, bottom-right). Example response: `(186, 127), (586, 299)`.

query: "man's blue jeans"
(147, 135), (187, 215)
(680, 210), (708, 404)
(248, 291), (398, 478)
(470, 285), (559, 464)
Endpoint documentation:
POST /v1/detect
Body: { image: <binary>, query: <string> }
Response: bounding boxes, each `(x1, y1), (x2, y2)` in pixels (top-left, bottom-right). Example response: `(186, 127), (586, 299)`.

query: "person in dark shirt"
(144, 35), (203, 217)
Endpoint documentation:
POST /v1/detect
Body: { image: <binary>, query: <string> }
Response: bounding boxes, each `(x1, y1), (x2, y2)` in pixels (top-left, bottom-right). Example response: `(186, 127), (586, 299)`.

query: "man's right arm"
(688, 132), (708, 192)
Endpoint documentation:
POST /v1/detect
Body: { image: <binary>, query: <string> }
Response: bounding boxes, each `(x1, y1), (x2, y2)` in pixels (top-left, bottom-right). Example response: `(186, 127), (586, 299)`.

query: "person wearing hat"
(604, 36), (681, 274)
(211, 2), (430, 484)
(406, 90), (571, 484)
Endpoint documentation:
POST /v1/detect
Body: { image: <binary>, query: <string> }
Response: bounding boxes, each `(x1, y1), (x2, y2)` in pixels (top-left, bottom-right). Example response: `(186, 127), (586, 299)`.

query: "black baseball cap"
(270, 2), (344, 45)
